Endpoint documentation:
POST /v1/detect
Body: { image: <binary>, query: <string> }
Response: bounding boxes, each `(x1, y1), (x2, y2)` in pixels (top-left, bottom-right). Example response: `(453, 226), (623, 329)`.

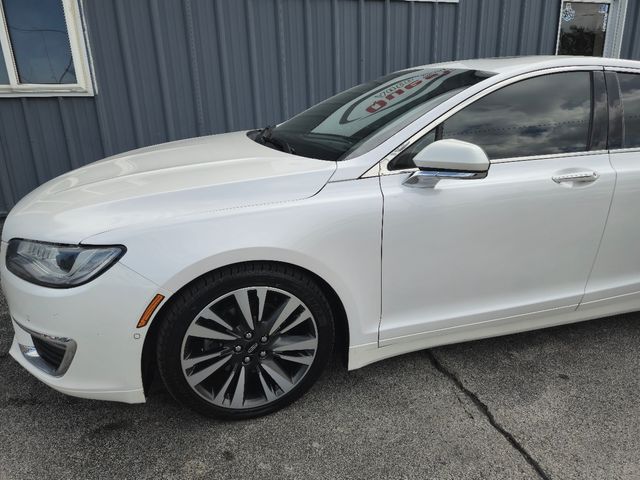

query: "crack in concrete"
(426, 350), (551, 480)
(454, 390), (475, 420)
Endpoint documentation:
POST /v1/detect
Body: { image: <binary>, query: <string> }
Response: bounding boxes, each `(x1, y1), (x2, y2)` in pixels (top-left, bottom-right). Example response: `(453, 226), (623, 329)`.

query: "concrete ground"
(1, 219), (639, 479)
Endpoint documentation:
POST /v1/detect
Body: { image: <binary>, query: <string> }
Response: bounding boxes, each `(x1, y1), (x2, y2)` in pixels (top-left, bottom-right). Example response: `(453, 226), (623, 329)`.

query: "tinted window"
(443, 72), (592, 159)
(3, 0), (76, 84)
(389, 72), (593, 170)
(256, 68), (493, 161)
(618, 73), (640, 148)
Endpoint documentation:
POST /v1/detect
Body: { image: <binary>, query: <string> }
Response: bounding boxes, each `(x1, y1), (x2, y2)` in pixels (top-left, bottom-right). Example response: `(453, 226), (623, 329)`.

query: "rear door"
(379, 68), (616, 344)
(580, 69), (640, 308)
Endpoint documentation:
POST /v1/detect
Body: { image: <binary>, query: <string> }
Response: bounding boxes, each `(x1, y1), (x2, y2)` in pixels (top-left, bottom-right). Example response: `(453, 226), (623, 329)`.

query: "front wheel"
(155, 263), (335, 419)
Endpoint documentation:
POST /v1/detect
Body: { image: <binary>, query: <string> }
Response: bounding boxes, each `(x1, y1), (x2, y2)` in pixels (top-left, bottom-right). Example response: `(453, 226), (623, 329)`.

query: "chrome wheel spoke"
(181, 286), (318, 409)
(278, 310), (311, 334)
(256, 287), (268, 323)
(268, 297), (302, 336)
(213, 368), (236, 403)
(185, 355), (232, 387)
(258, 369), (278, 402)
(183, 349), (229, 369)
(231, 366), (246, 408)
(271, 335), (318, 353)
(274, 353), (314, 366)
(234, 290), (255, 330)
(261, 360), (294, 392)
(186, 323), (238, 341)
(199, 308), (234, 332)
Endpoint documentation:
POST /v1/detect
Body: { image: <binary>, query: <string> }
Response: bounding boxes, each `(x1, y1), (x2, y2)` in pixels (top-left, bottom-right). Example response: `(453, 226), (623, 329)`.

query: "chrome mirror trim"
(403, 169), (488, 188)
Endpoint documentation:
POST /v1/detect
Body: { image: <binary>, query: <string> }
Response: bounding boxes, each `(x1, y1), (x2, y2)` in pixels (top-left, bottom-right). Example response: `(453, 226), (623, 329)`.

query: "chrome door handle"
(552, 171), (599, 184)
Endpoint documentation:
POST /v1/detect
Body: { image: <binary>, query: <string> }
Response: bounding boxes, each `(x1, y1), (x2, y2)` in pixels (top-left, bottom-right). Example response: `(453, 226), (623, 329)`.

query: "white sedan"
(2, 56), (639, 419)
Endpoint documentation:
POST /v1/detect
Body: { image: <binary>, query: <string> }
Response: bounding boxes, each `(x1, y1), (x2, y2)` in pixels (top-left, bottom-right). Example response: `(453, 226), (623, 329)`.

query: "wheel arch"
(141, 260), (350, 394)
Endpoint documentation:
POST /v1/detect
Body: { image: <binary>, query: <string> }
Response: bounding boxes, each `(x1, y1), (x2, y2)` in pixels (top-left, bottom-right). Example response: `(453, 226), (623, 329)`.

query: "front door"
(379, 69), (616, 344)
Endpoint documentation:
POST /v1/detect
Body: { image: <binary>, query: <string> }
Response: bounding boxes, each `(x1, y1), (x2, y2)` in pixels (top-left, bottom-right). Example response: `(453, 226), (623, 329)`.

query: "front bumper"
(1, 241), (161, 404)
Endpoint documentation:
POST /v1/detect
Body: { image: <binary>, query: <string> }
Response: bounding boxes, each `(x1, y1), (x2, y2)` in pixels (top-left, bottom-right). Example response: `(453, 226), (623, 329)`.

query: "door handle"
(552, 171), (599, 184)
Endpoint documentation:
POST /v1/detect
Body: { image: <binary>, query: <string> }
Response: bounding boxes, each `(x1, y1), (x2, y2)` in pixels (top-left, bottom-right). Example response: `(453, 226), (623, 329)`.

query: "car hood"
(1, 131), (337, 244)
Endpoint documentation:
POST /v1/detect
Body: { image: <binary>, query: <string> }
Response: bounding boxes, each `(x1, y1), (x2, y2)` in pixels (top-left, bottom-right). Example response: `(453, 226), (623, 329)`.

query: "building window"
(0, 0), (93, 96)
(556, 0), (628, 58)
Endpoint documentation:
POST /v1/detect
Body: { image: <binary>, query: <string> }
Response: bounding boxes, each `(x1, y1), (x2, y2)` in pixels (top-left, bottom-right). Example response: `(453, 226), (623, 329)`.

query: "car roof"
(423, 55), (640, 75)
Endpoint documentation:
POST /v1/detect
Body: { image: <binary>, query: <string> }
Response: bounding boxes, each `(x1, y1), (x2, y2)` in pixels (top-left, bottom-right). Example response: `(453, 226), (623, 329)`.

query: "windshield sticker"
(311, 69), (453, 137)
(342, 69), (452, 124)
(561, 3), (575, 22)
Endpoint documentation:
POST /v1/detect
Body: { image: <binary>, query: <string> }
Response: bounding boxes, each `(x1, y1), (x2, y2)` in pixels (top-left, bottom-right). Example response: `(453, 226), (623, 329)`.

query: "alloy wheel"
(180, 286), (318, 409)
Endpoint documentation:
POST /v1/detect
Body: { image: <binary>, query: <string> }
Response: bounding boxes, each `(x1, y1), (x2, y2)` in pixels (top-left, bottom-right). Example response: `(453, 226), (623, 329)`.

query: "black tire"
(155, 262), (335, 420)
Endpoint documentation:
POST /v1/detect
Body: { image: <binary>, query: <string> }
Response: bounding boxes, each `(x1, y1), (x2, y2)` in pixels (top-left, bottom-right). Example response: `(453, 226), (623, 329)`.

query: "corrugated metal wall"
(0, 0), (621, 215)
(621, 0), (640, 60)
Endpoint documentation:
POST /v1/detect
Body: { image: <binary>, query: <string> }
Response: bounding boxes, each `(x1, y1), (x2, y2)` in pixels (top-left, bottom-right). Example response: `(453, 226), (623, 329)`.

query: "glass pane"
(270, 68), (493, 161)
(441, 72), (592, 160)
(558, 2), (609, 56)
(389, 129), (436, 171)
(3, 0), (76, 84)
(618, 73), (640, 148)
(0, 57), (8, 84)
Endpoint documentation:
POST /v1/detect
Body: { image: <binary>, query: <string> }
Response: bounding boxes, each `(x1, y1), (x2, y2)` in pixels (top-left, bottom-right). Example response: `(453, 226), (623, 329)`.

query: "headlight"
(6, 239), (126, 288)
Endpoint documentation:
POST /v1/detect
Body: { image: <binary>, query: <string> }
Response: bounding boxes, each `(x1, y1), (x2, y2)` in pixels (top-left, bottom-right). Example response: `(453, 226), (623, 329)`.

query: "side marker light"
(137, 294), (165, 328)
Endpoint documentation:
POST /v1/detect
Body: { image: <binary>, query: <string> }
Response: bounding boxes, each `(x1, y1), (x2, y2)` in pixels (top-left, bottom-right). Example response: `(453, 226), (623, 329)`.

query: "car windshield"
(250, 67), (495, 161)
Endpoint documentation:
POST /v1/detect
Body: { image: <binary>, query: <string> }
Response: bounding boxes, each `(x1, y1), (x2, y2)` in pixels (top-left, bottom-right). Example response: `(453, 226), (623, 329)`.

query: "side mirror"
(404, 139), (490, 188)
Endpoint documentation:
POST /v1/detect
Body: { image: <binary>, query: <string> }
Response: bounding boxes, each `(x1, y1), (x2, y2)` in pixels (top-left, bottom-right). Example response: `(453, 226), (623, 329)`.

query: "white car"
(2, 55), (640, 419)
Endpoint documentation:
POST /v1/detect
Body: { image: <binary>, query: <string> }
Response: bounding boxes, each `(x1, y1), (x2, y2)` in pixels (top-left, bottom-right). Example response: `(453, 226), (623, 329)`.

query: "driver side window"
(388, 71), (593, 171)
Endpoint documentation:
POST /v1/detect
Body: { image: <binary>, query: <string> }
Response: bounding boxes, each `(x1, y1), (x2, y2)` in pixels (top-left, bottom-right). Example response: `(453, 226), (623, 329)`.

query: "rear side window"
(389, 71), (593, 170)
(618, 73), (640, 148)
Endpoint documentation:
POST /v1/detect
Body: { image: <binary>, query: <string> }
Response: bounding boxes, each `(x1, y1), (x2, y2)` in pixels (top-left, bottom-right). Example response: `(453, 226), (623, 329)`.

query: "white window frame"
(555, 0), (629, 58)
(0, 0), (94, 97)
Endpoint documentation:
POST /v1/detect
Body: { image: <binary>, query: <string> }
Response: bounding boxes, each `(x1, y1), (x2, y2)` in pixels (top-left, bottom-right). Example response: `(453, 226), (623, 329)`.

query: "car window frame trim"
(589, 70), (609, 151)
(603, 66), (640, 152)
(365, 65), (605, 178)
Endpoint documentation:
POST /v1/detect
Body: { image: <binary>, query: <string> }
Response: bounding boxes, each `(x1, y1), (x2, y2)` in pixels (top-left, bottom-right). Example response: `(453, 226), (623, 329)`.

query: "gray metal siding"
(0, 0), (589, 216)
(621, 0), (640, 60)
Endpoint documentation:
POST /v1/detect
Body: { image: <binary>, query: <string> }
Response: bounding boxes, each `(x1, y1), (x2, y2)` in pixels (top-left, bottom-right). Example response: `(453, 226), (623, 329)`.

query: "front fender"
(83, 178), (383, 351)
